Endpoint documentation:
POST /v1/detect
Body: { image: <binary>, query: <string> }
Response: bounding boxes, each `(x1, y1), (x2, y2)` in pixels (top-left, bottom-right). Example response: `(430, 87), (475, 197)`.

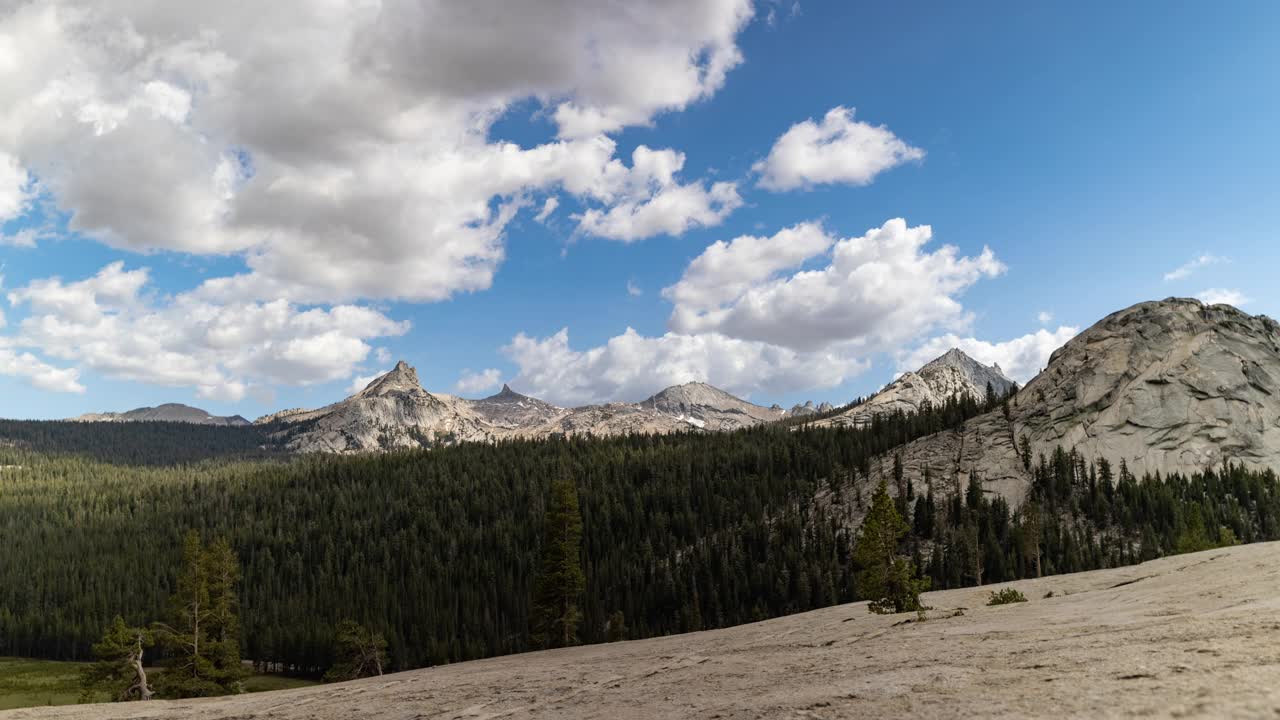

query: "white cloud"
(899, 326), (1080, 385)
(7, 262), (408, 401)
(1164, 254), (1225, 281)
(663, 222), (833, 311)
(1197, 288), (1249, 307)
(753, 106), (924, 191)
(1037, 311), (1053, 325)
(534, 197), (559, 223)
(667, 218), (1005, 352)
(346, 369), (388, 395)
(374, 347), (393, 364)
(454, 368), (503, 395)
(574, 146), (741, 242)
(504, 327), (861, 407)
(0, 0), (754, 306)
(0, 152), (33, 221)
(0, 335), (83, 393)
(1, 228), (39, 248)
(627, 280), (643, 297)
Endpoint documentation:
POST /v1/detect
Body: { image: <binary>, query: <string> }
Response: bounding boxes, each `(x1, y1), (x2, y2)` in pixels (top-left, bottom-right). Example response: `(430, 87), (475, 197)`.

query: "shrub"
(987, 587), (1028, 606)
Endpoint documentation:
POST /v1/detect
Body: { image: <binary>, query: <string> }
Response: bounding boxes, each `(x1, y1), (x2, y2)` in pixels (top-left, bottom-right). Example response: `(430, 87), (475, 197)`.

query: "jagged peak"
(920, 347), (1014, 386)
(481, 383), (532, 403)
(356, 360), (424, 397)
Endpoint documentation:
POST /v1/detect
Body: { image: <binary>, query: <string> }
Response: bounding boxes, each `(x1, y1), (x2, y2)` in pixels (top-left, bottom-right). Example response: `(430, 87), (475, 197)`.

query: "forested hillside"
(0, 396), (987, 671)
(2, 389), (1278, 676)
(0, 420), (280, 465)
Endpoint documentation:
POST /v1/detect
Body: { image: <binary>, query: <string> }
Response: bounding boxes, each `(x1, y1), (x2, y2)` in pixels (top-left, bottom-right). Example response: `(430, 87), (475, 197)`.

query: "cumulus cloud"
(1164, 254), (1225, 281)
(0, 341), (85, 393)
(667, 218), (1005, 352)
(573, 146), (741, 242)
(7, 262), (408, 400)
(898, 326), (1080, 385)
(1037, 311), (1053, 325)
(626, 280), (643, 297)
(753, 107), (924, 191)
(454, 368), (503, 395)
(504, 327), (861, 407)
(1197, 288), (1249, 307)
(0, 0), (754, 307)
(0, 152), (33, 221)
(663, 222), (833, 310)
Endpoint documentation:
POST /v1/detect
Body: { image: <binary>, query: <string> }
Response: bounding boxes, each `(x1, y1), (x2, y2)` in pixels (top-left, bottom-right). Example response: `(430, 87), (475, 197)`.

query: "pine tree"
(79, 616), (154, 702)
(854, 481), (930, 614)
(324, 620), (388, 682)
(530, 474), (586, 648)
(202, 537), (247, 690)
(153, 532), (244, 698)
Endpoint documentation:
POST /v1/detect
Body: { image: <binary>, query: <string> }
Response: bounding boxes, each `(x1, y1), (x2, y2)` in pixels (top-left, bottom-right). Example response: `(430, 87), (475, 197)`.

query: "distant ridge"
(71, 403), (250, 427)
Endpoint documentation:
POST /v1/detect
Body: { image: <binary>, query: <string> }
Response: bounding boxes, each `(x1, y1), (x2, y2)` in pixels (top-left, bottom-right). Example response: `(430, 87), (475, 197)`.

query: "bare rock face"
(71, 403), (250, 426)
(813, 348), (1014, 429)
(470, 385), (562, 428)
(639, 382), (785, 430)
(872, 298), (1280, 505)
(263, 361), (499, 453)
(1018, 298), (1280, 474)
(504, 382), (785, 439)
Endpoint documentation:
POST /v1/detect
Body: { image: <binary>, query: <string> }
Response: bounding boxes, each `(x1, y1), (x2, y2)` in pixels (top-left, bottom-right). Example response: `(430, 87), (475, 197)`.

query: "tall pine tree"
(854, 481), (930, 614)
(530, 474), (586, 649)
(153, 532), (245, 698)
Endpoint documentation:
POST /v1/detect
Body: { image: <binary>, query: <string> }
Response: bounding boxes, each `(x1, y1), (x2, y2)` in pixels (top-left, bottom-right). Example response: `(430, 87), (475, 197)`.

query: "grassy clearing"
(0, 657), (83, 710)
(0, 657), (318, 711)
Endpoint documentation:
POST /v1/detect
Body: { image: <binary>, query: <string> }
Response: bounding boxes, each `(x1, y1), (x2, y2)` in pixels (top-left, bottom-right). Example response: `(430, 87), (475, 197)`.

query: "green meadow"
(0, 657), (316, 711)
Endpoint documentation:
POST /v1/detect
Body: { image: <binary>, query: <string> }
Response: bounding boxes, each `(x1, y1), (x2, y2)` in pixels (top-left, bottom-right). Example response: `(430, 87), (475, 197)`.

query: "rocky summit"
(872, 298), (1280, 503)
(259, 367), (788, 453)
(812, 347), (1014, 429)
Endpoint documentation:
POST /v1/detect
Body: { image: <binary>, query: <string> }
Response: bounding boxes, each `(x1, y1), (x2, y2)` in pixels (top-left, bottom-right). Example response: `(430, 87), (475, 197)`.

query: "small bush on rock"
(987, 588), (1028, 606)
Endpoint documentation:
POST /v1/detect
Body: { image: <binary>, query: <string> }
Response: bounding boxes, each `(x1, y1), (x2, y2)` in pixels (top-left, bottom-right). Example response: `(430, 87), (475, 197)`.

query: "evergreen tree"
(153, 532), (244, 698)
(324, 620), (387, 682)
(530, 474), (586, 648)
(202, 537), (247, 690)
(79, 616), (154, 702)
(854, 481), (929, 614)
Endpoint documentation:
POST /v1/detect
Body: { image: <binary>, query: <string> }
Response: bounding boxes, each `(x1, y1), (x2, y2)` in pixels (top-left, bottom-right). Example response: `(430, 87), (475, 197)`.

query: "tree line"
(3, 387), (1278, 678)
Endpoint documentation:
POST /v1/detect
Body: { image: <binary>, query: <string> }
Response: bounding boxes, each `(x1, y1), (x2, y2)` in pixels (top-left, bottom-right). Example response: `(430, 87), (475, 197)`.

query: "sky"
(1, 0), (1278, 420)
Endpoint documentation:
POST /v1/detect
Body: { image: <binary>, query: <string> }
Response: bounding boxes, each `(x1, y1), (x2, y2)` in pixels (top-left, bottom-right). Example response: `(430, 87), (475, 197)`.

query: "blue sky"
(1, 1), (1277, 420)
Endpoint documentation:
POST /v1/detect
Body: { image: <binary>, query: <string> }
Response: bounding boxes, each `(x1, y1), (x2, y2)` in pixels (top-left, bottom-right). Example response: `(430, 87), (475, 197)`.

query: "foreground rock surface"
(10, 541), (1280, 720)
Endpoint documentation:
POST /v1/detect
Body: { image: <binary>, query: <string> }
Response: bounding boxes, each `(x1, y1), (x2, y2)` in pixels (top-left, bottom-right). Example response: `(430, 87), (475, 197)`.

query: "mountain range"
(60, 298), (1280, 494)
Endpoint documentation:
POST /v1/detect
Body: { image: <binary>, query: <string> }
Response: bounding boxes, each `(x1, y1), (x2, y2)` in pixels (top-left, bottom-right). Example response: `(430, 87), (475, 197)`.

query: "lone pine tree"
(530, 474), (586, 649)
(324, 620), (388, 682)
(152, 531), (246, 698)
(855, 480), (930, 614)
(79, 616), (155, 702)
